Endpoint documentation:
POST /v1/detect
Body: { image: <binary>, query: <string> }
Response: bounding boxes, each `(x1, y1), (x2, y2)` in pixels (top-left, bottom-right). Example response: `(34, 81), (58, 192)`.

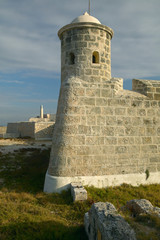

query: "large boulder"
(85, 202), (136, 240)
(126, 199), (160, 217)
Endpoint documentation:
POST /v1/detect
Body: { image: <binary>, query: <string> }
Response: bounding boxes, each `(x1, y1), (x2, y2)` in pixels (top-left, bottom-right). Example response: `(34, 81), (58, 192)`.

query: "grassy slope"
(0, 145), (160, 239)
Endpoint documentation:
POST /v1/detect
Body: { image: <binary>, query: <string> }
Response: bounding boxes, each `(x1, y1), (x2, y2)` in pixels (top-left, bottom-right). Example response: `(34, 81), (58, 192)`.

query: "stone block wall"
(133, 79), (160, 100)
(0, 126), (7, 138)
(35, 122), (54, 139)
(0, 126), (7, 134)
(48, 78), (160, 180)
(6, 122), (54, 139)
(7, 123), (20, 134)
(59, 23), (113, 84)
(19, 122), (35, 138)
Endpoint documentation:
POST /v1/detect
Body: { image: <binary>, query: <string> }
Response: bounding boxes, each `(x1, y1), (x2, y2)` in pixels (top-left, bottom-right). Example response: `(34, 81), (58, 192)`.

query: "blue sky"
(0, 0), (160, 125)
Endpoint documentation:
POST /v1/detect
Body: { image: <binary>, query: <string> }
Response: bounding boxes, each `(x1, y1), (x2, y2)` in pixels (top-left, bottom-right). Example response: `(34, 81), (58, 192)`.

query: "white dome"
(71, 12), (101, 24)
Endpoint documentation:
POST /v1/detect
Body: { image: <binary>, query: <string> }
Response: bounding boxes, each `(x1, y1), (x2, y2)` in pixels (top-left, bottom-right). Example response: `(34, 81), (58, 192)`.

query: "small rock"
(71, 182), (87, 201)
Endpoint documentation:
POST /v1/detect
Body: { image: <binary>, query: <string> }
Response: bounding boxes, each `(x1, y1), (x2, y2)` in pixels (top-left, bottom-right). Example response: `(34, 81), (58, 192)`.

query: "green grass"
(0, 147), (89, 240)
(86, 184), (160, 209)
(0, 146), (160, 239)
(0, 148), (50, 193)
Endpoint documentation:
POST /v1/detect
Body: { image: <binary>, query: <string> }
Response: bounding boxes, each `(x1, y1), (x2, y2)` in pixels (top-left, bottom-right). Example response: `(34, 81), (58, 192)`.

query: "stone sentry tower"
(60, 12), (113, 83)
(44, 12), (114, 192)
(44, 12), (160, 193)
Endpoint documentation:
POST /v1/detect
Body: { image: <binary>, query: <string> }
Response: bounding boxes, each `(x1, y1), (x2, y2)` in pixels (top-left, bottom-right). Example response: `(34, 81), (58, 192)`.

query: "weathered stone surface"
(84, 212), (90, 238)
(126, 199), (160, 217)
(85, 202), (136, 240)
(71, 182), (87, 201)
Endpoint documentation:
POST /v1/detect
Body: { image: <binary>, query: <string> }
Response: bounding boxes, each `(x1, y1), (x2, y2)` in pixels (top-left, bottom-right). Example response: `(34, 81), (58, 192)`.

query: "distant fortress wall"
(0, 126), (7, 138)
(6, 122), (54, 140)
(34, 122), (54, 140)
(3, 107), (55, 140)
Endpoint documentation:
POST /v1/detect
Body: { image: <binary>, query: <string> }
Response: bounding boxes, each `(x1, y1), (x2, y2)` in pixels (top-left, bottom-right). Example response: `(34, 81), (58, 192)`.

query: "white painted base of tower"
(44, 171), (160, 193)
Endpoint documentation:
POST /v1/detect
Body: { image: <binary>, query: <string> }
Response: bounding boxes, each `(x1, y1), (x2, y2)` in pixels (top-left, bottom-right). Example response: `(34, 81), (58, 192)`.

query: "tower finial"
(88, 0), (91, 15)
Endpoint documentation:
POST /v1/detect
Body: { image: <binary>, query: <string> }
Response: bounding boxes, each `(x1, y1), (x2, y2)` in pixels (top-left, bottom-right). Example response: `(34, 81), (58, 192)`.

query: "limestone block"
(86, 106), (101, 115)
(115, 108), (126, 115)
(115, 127), (125, 136)
(142, 137), (152, 144)
(105, 137), (117, 144)
(101, 126), (114, 136)
(106, 116), (116, 125)
(115, 146), (128, 154)
(118, 137), (134, 145)
(85, 202), (136, 240)
(96, 98), (108, 106)
(86, 88), (100, 97)
(154, 94), (160, 100)
(101, 107), (113, 115)
(71, 182), (87, 201)
(141, 145), (157, 153)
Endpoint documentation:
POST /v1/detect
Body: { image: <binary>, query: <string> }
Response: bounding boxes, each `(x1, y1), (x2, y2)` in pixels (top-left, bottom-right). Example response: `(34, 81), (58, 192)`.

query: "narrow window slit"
(69, 52), (75, 65)
(92, 51), (99, 64)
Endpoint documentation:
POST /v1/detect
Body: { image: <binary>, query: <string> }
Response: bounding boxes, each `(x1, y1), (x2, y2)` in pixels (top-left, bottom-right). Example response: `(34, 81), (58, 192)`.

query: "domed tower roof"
(58, 12), (113, 40)
(71, 12), (101, 24)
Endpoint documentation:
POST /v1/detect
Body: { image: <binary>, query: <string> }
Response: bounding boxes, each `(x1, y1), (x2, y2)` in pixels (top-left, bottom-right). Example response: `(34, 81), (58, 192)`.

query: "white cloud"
(0, 79), (24, 84)
(0, 25), (60, 72)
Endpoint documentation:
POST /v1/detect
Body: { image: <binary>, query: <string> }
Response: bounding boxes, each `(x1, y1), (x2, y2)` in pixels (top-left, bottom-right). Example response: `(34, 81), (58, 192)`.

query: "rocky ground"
(0, 138), (52, 154)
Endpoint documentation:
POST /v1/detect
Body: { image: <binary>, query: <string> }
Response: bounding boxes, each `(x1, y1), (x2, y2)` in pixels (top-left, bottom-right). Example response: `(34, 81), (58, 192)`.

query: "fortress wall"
(6, 121), (54, 139)
(133, 79), (160, 100)
(19, 122), (35, 138)
(0, 126), (7, 138)
(48, 78), (160, 179)
(7, 123), (20, 134)
(0, 126), (7, 134)
(34, 122), (54, 140)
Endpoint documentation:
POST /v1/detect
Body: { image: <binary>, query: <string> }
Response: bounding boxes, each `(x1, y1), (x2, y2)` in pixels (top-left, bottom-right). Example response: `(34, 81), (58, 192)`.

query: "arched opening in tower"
(92, 51), (99, 64)
(69, 52), (75, 65)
